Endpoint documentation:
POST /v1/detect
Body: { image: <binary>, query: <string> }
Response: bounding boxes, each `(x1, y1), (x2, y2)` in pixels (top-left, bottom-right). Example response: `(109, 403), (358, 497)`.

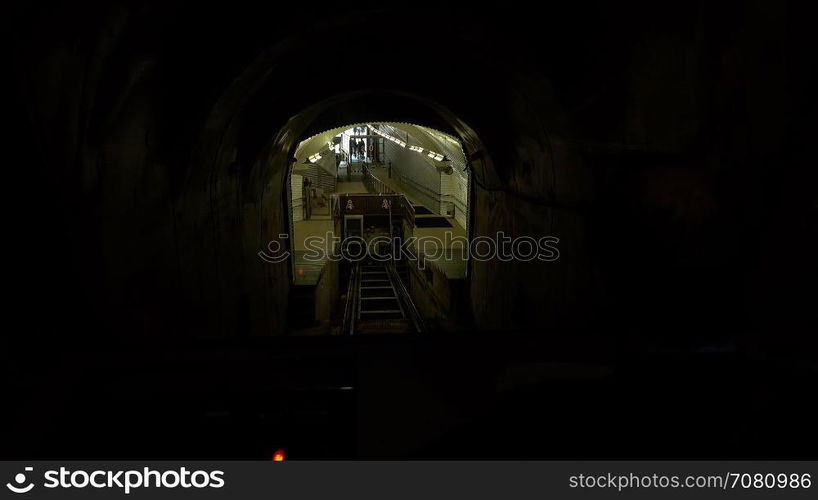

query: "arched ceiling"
(295, 122), (467, 172)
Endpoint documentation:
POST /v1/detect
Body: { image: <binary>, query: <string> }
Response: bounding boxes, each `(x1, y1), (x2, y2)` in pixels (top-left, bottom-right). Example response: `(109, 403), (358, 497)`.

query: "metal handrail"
(363, 166), (416, 225)
(386, 262), (426, 333)
(341, 262), (359, 335)
(365, 164), (395, 193)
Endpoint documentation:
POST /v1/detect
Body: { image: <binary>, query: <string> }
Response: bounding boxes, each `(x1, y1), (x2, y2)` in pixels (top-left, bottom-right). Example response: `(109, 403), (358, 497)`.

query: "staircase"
(339, 258), (425, 335)
(297, 163), (337, 193)
(358, 261), (404, 321)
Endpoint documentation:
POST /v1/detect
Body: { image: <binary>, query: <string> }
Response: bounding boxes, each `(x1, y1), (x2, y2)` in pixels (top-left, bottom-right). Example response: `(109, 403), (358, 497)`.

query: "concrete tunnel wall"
(8, 1), (816, 343)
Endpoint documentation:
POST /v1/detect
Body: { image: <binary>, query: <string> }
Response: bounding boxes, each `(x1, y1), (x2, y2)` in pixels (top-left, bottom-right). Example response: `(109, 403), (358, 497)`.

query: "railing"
(362, 164), (416, 226)
(393, 173), (443, 199)
(333, 193), (416, 228)
(390, 173), (444, 214)
(330, 166), (418, 227)
(338, 148), (349, 163)
(314, 163), (336, 193)
(341, 262), (360, 336)
(362, 163), (397, 195)
(386, 262), (426, 333)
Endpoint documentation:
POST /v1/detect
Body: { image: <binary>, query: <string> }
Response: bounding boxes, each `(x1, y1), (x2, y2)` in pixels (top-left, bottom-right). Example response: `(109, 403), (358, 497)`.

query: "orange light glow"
(272, 449), (285, 462)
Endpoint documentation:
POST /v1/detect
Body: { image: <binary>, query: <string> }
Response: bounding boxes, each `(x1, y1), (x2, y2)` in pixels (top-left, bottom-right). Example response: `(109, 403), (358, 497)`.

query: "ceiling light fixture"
(368, 125), (406, 147)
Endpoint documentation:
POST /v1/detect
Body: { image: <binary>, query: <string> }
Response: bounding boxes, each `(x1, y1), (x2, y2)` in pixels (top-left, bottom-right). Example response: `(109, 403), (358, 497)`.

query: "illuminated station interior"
(288, 123), (471, 335)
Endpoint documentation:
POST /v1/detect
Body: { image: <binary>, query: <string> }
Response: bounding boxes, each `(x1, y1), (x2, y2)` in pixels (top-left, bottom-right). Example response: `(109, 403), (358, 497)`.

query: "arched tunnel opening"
(5, 0), (816, 460)
(282, 117), (477, 335)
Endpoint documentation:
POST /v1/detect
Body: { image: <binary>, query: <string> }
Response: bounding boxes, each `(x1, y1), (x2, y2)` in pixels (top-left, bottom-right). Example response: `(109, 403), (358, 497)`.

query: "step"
(361, 291), (393, 296)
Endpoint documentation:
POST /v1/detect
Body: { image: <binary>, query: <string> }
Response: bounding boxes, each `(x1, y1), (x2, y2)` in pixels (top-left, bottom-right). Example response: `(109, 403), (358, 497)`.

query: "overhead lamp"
(409, 145), (424, 153)
(369, 125), (406, 146)
(308, 153), (322, 163)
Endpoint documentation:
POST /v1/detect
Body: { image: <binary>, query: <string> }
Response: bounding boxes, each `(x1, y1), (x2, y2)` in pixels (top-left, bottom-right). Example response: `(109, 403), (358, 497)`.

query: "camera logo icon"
(6, 467), (35, 494)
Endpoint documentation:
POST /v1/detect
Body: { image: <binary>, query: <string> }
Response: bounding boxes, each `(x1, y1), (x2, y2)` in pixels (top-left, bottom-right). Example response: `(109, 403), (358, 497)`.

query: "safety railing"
(362, 163), (397, 195)
(341, 262), (360, 336)
(386, 261), (426, 333)
(362, 164), (416, 226)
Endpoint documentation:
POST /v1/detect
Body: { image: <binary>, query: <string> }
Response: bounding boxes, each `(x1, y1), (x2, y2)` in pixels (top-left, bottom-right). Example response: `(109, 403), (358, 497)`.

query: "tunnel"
(6, 0), (816, 458)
